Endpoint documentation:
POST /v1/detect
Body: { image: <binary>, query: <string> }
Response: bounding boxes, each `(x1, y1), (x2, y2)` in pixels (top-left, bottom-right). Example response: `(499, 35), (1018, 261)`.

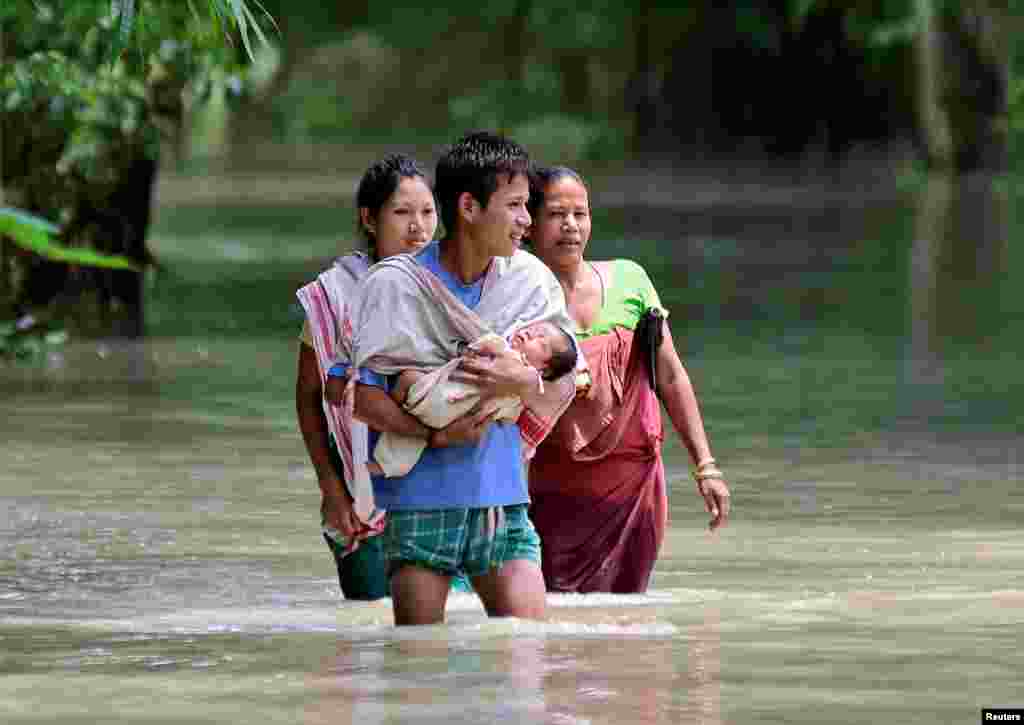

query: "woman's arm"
(653, 325), (731, 530)
(295, 344), (362, 537)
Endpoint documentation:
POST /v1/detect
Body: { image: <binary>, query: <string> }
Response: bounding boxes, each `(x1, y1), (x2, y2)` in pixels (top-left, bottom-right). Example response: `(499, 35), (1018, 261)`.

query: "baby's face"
(510, 322), (559, 371)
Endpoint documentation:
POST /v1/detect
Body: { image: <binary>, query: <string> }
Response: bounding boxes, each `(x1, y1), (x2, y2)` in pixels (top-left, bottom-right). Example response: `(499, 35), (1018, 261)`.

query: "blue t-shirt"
(358, 242), (526, 511)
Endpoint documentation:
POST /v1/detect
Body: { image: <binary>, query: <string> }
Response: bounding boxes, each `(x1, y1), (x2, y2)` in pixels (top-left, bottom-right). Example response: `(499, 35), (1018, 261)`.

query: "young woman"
(295, 154), (437, 599)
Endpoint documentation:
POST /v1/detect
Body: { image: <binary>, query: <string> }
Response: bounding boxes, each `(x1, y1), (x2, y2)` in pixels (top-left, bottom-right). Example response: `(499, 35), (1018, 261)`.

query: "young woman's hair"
(355, 153), (429, 260)
(526, 166), (587, 220)
(543, 327), (578, 381)
(434, 131), (531, 236)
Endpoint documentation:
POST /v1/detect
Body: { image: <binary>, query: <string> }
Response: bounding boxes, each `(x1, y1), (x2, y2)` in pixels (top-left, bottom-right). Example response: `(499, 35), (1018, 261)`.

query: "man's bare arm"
(355, 382), (501, 448)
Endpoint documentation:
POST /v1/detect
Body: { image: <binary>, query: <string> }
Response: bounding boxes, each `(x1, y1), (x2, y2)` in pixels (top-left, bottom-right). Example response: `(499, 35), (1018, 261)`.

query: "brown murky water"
(1, 173), (1021, 723)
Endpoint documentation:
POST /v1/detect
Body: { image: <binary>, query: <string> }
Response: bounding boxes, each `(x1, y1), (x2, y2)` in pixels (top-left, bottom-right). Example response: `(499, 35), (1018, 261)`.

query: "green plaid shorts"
(382, 504), (540, 579)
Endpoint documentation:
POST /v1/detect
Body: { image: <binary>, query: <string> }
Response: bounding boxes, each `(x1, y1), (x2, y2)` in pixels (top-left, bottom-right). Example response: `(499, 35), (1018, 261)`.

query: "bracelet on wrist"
(693, 457), (721, 483)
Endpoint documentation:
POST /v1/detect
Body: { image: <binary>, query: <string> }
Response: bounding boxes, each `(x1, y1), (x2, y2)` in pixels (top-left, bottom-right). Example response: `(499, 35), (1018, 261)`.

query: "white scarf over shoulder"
(347, 246), (579, 458)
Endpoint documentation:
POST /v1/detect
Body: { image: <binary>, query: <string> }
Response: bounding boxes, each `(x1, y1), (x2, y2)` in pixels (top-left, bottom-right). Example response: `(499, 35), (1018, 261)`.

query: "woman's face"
(364, 176), (437, 259)
(529, 177), (591, 268)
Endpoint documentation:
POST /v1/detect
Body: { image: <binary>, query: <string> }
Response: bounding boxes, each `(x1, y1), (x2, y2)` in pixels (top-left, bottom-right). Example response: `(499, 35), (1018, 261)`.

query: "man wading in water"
(346, 131), (578, 625)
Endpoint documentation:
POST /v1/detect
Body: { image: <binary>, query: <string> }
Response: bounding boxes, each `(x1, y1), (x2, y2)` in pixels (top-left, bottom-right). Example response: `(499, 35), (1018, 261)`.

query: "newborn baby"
(373, 320), (576, 477)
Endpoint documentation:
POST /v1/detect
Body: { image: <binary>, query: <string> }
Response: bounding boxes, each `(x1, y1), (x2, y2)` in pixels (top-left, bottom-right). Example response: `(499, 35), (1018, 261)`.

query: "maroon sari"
(529, 326), (667, 593)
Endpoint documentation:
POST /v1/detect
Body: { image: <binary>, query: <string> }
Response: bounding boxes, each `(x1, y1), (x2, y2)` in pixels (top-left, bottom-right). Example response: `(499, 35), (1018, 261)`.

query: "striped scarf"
(296, 253), (385, 553)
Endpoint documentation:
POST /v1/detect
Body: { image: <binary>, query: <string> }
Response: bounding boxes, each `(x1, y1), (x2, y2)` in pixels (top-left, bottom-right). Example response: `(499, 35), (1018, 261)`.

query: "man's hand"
(429, 402), (502, 448)
(454, 354), (536, 400)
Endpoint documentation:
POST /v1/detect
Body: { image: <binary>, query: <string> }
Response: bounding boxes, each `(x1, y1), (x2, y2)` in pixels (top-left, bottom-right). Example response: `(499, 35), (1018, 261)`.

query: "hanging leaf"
(0, 207), (141, 271)
(102, 0), (277, 65)
(104, 0), (136, 65)
(0, 206), (59, 246)
(230, 0), (255, 61)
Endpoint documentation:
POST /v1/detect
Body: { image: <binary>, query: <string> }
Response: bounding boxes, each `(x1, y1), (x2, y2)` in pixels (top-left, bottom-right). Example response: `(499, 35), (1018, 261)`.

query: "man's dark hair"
(434, 131), (531, 235)
(542, 327), (578, 381)
(355, 153), (429, 260)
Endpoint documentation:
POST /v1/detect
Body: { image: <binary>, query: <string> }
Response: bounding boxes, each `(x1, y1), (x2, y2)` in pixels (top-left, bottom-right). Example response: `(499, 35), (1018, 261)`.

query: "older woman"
(295, 153), (437, 600)
(526, 167), (731, 594)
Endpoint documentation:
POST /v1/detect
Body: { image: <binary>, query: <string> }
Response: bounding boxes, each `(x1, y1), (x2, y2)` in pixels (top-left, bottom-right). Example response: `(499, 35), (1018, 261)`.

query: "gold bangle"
(695, 457), (717, 471)
(693, 468), (723, 481)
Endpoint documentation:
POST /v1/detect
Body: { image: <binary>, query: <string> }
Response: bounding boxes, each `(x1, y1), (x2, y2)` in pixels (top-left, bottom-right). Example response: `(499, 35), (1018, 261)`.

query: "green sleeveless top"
(576, 259), (666, 340)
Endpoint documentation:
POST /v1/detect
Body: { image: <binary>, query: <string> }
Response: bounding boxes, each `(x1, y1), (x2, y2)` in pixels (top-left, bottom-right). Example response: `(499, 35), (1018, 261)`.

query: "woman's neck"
(551, 258), (589, 293)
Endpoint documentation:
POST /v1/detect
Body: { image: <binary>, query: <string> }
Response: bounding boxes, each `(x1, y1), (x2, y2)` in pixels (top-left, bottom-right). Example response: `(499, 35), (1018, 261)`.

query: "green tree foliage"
(259, 0), (642, 159)
(792, 0), (1013, 171)
(243, 0), (1011, 171)
(2, 1), (270, 193)
(0, 0), (272, 338)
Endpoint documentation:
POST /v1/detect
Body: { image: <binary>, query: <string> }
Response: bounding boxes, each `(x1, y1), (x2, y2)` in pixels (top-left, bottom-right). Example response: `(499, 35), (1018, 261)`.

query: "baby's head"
(510, 321), (577, 381)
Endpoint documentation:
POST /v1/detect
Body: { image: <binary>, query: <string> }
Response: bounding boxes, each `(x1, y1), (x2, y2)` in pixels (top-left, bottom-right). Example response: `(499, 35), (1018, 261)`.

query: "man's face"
(473, 173), (531, 258)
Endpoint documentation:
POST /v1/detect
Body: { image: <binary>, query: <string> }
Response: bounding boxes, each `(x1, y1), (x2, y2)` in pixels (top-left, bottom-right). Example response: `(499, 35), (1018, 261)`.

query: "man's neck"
(438, 233), (493, 285)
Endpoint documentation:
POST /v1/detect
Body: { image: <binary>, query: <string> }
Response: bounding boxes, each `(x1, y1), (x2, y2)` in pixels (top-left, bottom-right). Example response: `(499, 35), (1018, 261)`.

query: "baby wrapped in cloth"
(364, 320), (576, 477)
(327, 250), (583, 489)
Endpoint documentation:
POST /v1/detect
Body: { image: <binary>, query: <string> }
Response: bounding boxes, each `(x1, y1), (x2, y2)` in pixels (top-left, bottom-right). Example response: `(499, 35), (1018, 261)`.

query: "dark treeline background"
(1, 0), (1020, 339)
(227, 0), (1014, 171)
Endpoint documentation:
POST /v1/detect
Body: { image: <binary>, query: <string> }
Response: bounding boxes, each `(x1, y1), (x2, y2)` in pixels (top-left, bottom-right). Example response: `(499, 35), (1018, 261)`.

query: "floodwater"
(1, 171), (1021, 723)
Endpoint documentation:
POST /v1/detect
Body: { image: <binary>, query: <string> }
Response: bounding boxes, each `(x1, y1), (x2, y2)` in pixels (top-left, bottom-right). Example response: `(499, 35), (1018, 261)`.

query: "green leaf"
(185, 0), (203, 24)
(240, 1), (269, 52)
(108, 0), (137, 65)
(4, 90), (23, 111)
(248, 0), (280, 36)
(230, 0), (255, 61)
(0, 207), (60, 241)
(0, 207), (141, 271)
(119, 0), (136, 47)
(207, 0), (230, 49)
(44, 329), (69, 346)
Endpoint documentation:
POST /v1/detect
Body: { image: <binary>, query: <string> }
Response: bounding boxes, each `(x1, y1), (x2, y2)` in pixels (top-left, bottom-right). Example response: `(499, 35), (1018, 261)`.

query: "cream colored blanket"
(346, 247), (579, 477)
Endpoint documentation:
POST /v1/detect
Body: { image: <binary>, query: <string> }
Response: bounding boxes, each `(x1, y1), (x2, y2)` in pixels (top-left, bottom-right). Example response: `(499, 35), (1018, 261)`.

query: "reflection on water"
(688, 610), (721, 725)
(306, 605), (718, 725)
(307, 635), (550, 724)
(1, 174), (1022, 724)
